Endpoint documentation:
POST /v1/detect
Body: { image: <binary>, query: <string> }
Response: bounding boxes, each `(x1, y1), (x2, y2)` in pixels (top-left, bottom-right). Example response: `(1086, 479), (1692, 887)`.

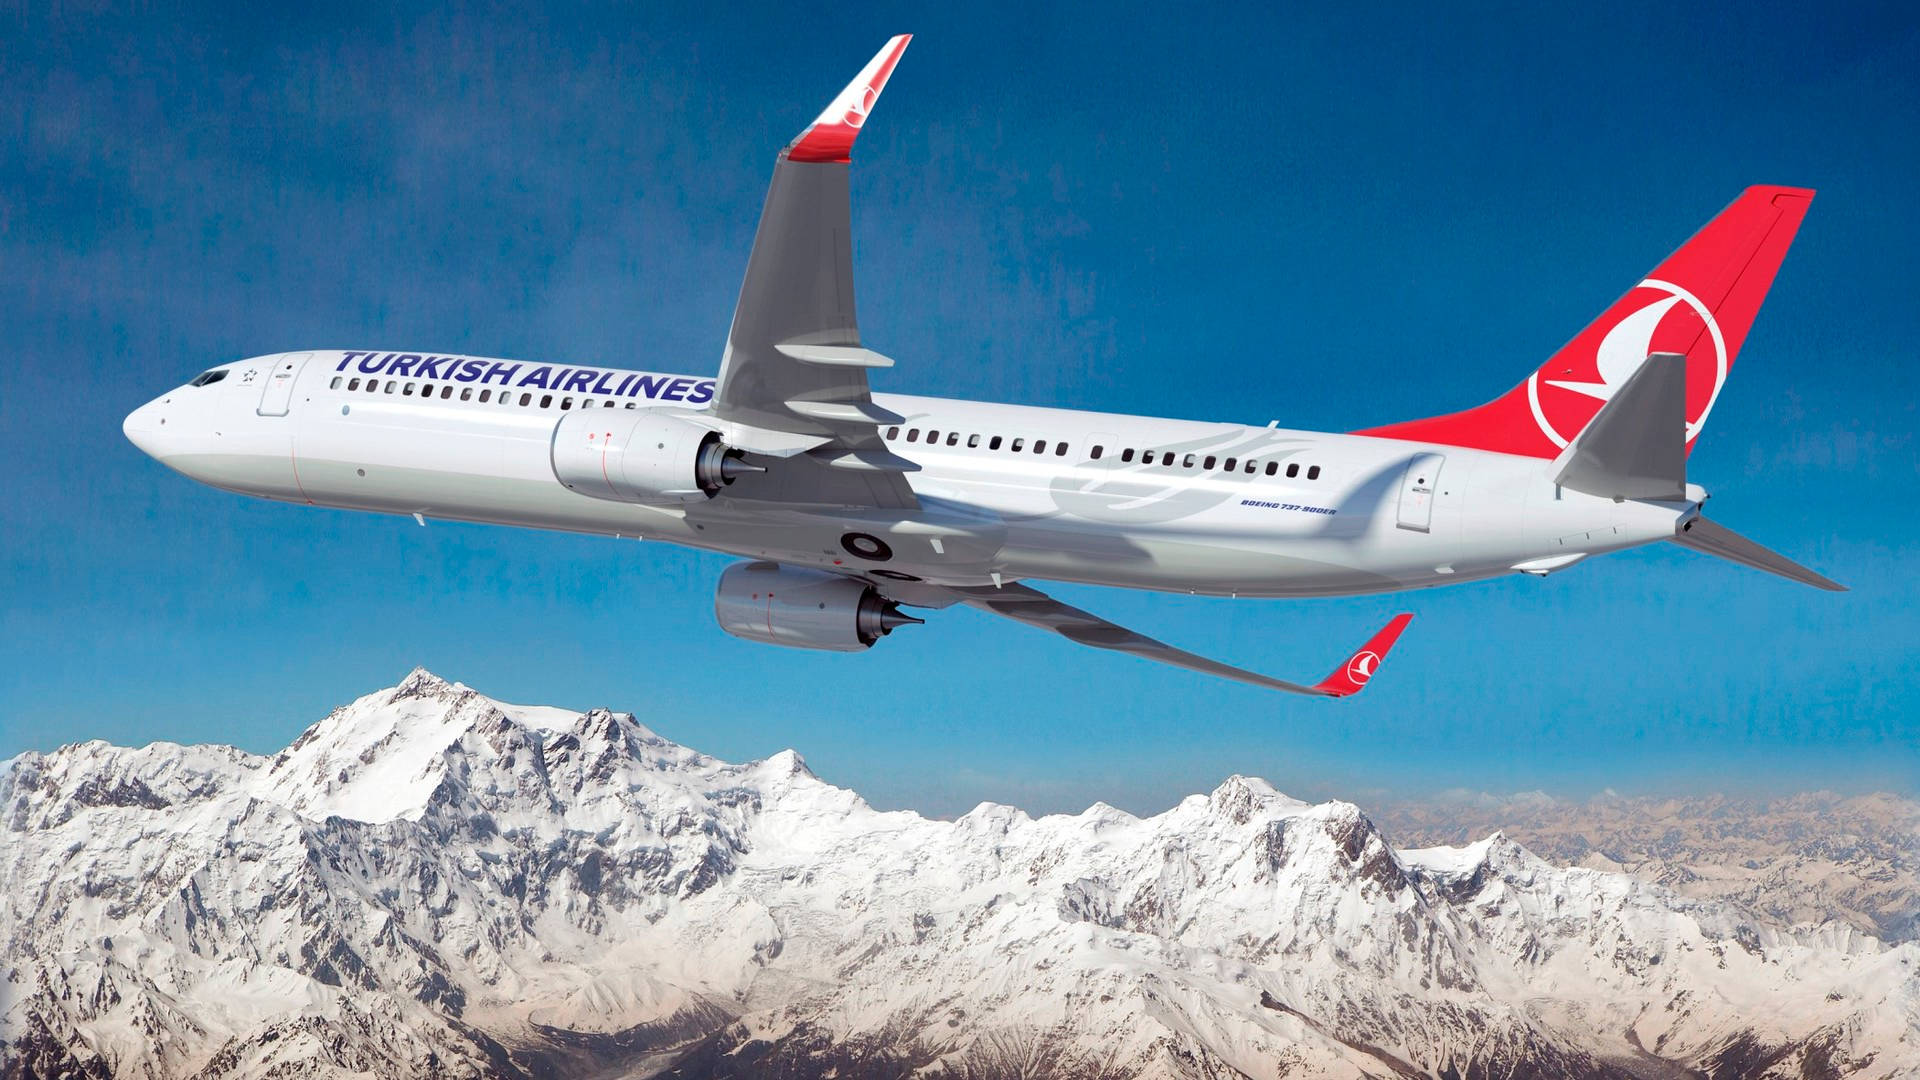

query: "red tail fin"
(1356, 186), (1814, 458)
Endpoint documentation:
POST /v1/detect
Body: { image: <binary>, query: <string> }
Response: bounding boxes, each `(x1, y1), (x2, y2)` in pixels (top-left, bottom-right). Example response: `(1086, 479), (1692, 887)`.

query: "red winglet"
(786, 35), (911, 164)
(1314, 613), (1414, 697)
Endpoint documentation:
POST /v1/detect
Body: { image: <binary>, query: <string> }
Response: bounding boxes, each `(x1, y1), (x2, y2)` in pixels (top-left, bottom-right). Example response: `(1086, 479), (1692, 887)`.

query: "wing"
(705, 35), (919, 510)
(943, 582), (1415, 697)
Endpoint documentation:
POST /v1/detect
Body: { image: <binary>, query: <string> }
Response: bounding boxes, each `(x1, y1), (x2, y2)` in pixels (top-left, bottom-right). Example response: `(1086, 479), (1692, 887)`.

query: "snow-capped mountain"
(4, 671), (1916, 1079)
(1376, 790), (1920, 944)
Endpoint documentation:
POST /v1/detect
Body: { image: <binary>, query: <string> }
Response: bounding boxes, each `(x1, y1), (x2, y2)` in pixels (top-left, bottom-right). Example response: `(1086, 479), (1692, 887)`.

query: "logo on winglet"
(1346, 651), (1380, 685)
(843, 85), (879, 129)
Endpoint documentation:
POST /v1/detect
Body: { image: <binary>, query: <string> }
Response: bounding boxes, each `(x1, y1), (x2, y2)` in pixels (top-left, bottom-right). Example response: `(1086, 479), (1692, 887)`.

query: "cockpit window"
(188, 369), (229, 387)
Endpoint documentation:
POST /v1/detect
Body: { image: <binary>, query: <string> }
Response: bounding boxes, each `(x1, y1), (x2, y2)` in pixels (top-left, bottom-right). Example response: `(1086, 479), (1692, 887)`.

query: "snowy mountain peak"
(5, 674), (1917, 1080)
(391, 664), (462, 700)
(1204, 773), (1297, 823)
(759, 746), (812, 778)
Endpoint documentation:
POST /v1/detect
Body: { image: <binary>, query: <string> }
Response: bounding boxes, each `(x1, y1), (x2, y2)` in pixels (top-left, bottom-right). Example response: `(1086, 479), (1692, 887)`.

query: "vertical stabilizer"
(1357, 187), (1813, 458)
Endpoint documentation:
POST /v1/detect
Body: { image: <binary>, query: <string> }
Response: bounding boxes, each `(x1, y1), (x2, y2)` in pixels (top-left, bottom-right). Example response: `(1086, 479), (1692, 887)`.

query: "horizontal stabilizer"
(1553, 352), (1687, 501)
(1673, 516), (1846, 591)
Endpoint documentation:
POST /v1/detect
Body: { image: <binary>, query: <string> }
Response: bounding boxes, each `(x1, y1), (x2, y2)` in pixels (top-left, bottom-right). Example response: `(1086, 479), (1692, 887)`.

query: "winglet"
(1313, 614), (1414, 697)
(786, 35), (912, 164)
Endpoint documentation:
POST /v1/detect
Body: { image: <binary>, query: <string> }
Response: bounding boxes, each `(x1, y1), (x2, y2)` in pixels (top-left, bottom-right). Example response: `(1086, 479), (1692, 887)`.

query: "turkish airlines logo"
(1346, 651), (1380, 685)
(1525, 279), (1728, 449)
(843, 85), (879, 129)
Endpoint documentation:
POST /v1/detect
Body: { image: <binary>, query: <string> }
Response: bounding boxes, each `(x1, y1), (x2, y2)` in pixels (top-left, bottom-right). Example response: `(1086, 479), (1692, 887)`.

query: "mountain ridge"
(4, 670), (1915, 1078)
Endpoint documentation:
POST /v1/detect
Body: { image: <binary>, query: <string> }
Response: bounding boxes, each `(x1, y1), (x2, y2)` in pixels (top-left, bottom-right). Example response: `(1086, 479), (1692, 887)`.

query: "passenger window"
(1244, 460), (1256, 473)
(1091, 445), (1103, 460)
(1034, 440), (1047, 454)
(1223, 457), (1236, 471)
(947, 432), (959, 446)
(1183, 453), (1196, 468)
(1055, 442), (1069, 456)
(386, 381), (397, 393)
(907, 429), (920, 442)
(887, 426), (900, 440)
(1121, 448), (1135, 462)
(330, 376), (342, 389)
(967, 434), (981, 448)
(1308, 465), (1321, 480)
(520, 392), (532, 406)
(1286, 463), (1299, 478)
(1265, 461), (1279, 476)
(441, 386), (452, 399)
(927, 430), (939, 443)
(540, 394), (553, 408)
(348, 378), (360, 391)
(403, 382), (416, 396)
(583, 398), (594, 409)
(561, 397), (573, 410)
(1011, 438), (1025, 452)
(460, 387), (472, 401)
(625, 402), (636, 409)
(605, 399), (616, 407)
(479, 389), (491, 402)
(1203, 456), (1216, 469)
(990, 436), (1003, 450)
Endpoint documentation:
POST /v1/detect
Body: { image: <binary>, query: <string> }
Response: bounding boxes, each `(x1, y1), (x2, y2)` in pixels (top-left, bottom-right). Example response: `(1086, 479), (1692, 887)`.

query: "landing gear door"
(257, 352), (312, 417)
(1396, 453), (1445, 533)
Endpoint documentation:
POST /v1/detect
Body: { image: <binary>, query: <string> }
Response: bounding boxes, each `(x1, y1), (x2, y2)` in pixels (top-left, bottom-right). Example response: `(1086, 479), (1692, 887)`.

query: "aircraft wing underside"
(938, 581), (1414, 698)
(706, 35), (921, 511)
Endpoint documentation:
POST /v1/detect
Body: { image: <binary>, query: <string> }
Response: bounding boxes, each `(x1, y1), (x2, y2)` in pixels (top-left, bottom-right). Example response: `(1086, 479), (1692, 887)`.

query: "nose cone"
(123, 397), (170, 460)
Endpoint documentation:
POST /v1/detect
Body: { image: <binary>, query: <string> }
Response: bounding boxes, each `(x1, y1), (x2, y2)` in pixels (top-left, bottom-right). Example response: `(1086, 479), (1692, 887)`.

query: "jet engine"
(551, 409), (761, 505)
(714, 562), (921, 652)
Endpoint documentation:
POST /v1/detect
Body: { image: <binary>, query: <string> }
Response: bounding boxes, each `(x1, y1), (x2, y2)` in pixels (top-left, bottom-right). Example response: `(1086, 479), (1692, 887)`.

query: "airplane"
(121, 35), (1842, 698)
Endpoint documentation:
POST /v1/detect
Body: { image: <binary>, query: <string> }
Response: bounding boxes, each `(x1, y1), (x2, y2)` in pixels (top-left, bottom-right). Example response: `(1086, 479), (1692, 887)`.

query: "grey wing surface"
(703, 36), (919, 511)
(942, 582), (1415, 698)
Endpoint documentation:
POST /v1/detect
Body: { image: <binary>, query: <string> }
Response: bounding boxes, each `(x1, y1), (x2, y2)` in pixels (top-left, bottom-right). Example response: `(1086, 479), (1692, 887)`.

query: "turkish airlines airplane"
(122, 36), (1842, 697)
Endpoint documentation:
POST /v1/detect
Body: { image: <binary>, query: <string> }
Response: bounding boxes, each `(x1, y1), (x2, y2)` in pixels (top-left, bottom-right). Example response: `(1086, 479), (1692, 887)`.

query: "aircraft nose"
(123, 397), (171, 460)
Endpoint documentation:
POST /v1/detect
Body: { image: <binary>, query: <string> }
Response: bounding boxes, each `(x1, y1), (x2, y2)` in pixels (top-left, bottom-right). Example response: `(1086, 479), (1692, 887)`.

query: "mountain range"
(4, 670), (1915, 1078)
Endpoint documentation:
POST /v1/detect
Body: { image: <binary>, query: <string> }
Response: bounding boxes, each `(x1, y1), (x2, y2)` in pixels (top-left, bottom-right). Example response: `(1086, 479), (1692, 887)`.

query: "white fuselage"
(123, 350), (1694, 599)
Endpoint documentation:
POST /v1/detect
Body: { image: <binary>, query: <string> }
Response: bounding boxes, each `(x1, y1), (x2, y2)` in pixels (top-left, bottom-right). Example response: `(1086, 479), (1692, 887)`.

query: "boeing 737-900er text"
(123, 36), (1843, 696)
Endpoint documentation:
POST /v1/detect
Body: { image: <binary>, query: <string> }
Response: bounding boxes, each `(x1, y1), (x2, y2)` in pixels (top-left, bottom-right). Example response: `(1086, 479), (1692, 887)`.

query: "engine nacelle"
(551, 408), (759, 505)
(714, 562), (921, 652)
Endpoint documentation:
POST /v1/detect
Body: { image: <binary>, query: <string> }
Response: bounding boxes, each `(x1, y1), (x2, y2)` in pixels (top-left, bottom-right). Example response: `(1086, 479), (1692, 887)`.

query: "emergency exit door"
(256, 352), (312, 417)
(1396, 453), (1445, 532)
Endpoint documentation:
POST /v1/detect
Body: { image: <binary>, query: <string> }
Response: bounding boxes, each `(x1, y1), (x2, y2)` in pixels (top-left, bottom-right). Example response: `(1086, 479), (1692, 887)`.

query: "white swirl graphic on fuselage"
(1043, 433), (1312, 525)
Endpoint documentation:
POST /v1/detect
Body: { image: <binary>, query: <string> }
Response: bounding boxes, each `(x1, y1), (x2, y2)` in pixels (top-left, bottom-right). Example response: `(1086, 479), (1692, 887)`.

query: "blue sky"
(3, 3), (1916, 815)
